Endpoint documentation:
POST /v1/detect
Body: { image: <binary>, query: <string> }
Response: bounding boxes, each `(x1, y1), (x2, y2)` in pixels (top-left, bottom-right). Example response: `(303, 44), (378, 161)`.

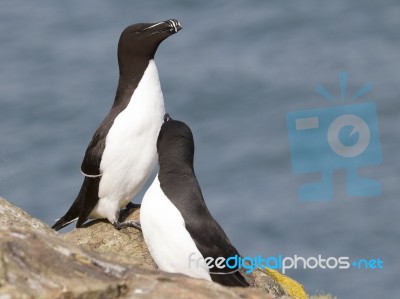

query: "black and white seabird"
(141, 114), (249, 287)
(52, 20), (182, 231)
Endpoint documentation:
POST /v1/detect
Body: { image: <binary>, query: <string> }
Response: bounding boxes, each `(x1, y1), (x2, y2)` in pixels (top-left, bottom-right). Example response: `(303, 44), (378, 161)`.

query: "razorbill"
(52, 20), (182, 231)
(140, 114), (249, 287)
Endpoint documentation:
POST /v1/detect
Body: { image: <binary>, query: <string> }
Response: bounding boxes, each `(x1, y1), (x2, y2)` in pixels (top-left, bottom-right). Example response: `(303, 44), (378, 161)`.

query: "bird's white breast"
(90, 60), (164, 220)
(140, 175), (212, 281)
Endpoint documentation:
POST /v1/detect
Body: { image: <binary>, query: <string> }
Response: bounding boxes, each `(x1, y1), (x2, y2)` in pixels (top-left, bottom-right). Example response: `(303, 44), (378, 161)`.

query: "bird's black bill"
(141, 19), (182, 37)
(165, 19), (182, 33)
(164, 113), (172, 122)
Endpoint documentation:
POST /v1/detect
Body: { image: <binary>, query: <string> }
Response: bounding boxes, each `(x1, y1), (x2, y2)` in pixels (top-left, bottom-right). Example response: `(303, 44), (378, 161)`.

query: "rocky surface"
(0, 197), (308, 299)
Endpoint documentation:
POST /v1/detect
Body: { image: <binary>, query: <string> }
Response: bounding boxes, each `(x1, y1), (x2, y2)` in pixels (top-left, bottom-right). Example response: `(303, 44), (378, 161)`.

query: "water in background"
(1, 1), (399, 298)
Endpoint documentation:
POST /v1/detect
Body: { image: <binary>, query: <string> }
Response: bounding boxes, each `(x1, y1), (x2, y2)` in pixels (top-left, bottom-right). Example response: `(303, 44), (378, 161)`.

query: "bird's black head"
(118, 19), (182, 74)
(157, 115), (195, 171)
(118, 20), (182, 72)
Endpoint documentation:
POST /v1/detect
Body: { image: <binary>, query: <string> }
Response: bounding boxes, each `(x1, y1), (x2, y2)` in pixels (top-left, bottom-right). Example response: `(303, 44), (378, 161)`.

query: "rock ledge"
(0, 197), (307, 299)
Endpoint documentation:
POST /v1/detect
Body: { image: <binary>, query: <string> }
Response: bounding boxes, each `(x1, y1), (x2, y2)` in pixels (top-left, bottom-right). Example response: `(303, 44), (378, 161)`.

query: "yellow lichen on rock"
(265, 268), (308, 299)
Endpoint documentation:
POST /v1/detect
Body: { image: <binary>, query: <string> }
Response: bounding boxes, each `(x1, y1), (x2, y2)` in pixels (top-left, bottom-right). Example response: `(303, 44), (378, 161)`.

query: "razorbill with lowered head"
(140, 114), (249, 287)
(52, 20), (182, 231)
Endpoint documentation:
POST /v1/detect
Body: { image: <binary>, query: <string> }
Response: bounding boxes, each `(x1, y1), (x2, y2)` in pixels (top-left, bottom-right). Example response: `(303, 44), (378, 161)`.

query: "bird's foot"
(119, 202), (141, 222)
(113, 221), (141, 231)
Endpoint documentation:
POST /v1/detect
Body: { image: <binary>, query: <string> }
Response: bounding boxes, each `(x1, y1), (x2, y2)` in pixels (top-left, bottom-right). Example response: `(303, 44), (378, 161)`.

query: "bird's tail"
(51, 194), (82, 231)
(51, 176), (100, 231)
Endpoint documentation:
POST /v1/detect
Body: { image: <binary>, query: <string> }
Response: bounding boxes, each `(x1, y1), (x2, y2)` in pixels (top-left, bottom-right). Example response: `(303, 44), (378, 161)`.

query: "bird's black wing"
(189, 213), (250, 287)
(81, 112), (117, 176)
(52, 114), (115, 231)
(81, 85), (136, 176)
(159, 175), (249, 287)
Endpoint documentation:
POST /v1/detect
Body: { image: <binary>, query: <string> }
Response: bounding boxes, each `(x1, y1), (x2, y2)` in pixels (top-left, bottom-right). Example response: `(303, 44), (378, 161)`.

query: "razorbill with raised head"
(140, 114), (249, 287)
(52, 20), (182, 231)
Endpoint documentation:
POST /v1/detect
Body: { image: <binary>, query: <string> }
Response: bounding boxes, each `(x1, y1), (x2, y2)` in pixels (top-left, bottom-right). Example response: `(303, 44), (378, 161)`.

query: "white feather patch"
(141, 175), (212, 281)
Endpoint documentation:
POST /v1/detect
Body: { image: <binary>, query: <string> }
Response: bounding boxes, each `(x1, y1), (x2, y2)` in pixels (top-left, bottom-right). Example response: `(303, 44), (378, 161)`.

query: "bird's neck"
(119, 56), (151, 78)
(159, 155), (195, 178)
(112, 58), (153, 108)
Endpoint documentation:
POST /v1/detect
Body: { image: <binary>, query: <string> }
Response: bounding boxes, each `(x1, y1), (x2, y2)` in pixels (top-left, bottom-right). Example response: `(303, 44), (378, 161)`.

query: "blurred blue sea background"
(1, 1), (399, 298)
